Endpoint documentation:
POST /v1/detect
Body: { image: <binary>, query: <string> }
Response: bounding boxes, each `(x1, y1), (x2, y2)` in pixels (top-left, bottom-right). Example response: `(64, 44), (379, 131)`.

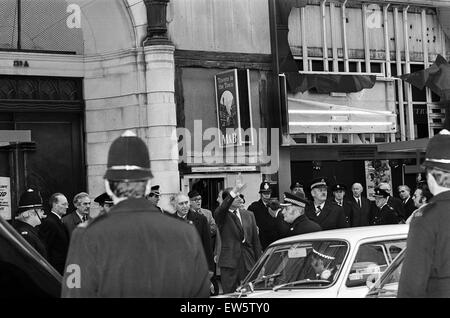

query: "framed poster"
(215, 69), (253, 147)
(364, 160), (392, 201)
(0, 177), (11, 220)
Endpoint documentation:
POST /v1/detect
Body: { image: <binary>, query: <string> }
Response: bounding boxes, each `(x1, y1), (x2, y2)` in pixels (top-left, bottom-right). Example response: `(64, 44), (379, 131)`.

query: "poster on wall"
(364, 160), (392, 201)
(215, 69), (241, 148)
(214, 69), (254, 148)
(0, 177), (11, 220)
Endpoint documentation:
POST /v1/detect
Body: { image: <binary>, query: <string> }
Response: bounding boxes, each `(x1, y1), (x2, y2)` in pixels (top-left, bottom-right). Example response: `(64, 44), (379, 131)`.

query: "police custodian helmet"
(422, 129), (450, 172)
(104, 130), (153, 181)
(18, 188), (43, 213)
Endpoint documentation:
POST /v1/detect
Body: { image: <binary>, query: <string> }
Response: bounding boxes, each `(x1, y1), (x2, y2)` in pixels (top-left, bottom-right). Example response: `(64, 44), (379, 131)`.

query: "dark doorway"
(189, 178), (225, 212)
(0, 112), (84, 214)
(0, 75), (85, 215)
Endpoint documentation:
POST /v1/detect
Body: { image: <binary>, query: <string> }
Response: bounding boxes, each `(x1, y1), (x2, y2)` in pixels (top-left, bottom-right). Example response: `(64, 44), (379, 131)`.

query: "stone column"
(144, 44), (179, 213)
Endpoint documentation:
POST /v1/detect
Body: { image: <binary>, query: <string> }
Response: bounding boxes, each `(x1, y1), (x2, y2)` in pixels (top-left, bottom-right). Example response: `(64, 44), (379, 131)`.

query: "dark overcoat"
(14, 220), (47, 259)
(39, 212), (70, 274)
(305, 201), (349, 230)
(399, 191), (450, 297)
(61, 198), (210, 298)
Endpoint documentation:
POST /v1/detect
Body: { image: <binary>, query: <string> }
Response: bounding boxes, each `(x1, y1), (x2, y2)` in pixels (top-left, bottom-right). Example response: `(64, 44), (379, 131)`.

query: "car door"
(336, 236), (407, 298)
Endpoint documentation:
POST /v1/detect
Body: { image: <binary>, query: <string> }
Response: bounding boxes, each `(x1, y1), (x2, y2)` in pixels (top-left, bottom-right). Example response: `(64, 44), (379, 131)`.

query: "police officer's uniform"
(331, 183), (353, 226)
(371, 188), (402, 225)
(61, 131), (210, 298)
(13, 189), (48, 259)
(398, 129), (450, 297)
(279, 192), (321, 238)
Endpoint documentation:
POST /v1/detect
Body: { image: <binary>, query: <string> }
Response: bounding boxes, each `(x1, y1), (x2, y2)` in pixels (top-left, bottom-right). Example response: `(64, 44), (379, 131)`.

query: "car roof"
(271, 224), (409, 246)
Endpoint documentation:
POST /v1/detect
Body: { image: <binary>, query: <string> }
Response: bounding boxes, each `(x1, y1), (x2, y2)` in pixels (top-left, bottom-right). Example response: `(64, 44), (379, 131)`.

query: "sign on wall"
(364, 160), (392, 201)
(0, 177), (11, 220)
(215, 69), (253, 147)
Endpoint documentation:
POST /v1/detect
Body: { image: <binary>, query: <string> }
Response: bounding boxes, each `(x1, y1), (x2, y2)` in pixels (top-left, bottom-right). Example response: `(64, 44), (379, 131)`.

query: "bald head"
(351, 183), (363, 198)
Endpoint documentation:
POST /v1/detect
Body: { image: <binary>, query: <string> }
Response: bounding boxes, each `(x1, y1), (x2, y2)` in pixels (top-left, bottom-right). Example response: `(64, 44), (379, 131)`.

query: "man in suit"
(62, 130), (209, 297)
(39, 193), (70, 274)
(13, 189), (47, 259)
(172, 193), (214, 276)
(398, 185), (416, 220)
(62, 192), (91, 237)
(305, 178), (348, 230)
(331, 183), (352, 226)
(248, 181), (283, 250)
(279, 192), (321, 238)
(378, 182), (405, 222)
(371, 187), (402, 225)
(349, 183), (373, 227)
(215, 185), (262, 294)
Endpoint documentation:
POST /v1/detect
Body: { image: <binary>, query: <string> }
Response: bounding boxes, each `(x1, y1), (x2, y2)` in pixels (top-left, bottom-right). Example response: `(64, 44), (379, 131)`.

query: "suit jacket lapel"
(318, 202), (331, 222)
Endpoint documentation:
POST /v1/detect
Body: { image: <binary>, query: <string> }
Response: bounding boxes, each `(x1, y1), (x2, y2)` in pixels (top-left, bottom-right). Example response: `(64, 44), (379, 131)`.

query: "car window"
(366, 248), (405, 298)
(243, 240), (348, 290)
(346, 240), (406, 288)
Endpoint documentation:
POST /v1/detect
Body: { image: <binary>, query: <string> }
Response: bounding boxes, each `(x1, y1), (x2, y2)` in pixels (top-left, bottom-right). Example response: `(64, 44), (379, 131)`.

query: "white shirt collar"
(315, 202), (325, 209)
(76, 211), (85, 222)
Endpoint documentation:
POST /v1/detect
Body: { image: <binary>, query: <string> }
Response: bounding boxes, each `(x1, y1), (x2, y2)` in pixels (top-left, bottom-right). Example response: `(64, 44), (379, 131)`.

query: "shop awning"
(377, 138), (429, 153)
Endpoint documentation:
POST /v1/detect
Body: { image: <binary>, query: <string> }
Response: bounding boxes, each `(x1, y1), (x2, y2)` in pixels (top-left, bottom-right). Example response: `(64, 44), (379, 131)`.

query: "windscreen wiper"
(272, 279), (330, 291)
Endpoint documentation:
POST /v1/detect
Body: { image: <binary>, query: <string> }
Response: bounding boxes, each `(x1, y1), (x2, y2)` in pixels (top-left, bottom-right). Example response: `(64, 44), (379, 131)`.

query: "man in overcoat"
(61, 130), (210, 297)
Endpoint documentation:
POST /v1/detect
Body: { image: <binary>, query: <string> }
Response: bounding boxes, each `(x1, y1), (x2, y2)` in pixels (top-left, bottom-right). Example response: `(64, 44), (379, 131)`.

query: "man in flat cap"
(331, 183), (352, 226)
(13, 188), (47, 259)
(62, 130), (210, 298)
(371, 187), (403, 225)
(279, 192), (321, 238)
(248, 181), (284, 250)
(399, 129), (450, 298)
(305, 177), (348, 230)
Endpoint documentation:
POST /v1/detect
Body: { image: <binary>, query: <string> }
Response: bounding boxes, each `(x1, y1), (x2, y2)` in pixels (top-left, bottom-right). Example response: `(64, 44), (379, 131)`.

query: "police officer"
(398, 129), (450, 297)
(93, 192), (113, 216)
(305, 177), (348, 230)
(146, 185), (168, 214)
(371, 187), (402, 225)
(331, 183), (352, 226)
(13, 189), (47, 259)
(62, 130), (210, 297)
(290, 181), (306, 198)
(279, 192), (321, 238)
(248, 181), (284, 250)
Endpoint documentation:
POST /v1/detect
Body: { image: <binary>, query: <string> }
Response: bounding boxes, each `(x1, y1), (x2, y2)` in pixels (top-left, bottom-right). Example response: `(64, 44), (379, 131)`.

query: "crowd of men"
(9, 128), (450, 298)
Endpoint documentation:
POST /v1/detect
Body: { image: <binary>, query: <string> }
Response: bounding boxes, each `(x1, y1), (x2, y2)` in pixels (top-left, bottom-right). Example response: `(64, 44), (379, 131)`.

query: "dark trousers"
(220, 257), (248, 294)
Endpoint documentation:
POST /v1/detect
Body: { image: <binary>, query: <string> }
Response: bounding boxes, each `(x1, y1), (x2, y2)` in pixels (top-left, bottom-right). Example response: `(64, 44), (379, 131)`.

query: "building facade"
(1, 0), (450, 218)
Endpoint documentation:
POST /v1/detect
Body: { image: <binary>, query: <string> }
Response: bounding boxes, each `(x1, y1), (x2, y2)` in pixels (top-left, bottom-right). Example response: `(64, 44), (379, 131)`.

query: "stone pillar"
(144, 44), (179, 213)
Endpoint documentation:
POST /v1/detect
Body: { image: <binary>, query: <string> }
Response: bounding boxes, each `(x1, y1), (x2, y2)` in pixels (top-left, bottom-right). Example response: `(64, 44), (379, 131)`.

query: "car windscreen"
(242, 240), (348, 290)
(0, 217), (62, 298)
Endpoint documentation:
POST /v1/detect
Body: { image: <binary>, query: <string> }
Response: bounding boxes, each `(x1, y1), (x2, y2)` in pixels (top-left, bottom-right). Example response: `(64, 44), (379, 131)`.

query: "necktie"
(316, 206), (322, 216)
(232, 210), (245, 242)
(357, 198), (361, 208)
(82, 215), (88, 222)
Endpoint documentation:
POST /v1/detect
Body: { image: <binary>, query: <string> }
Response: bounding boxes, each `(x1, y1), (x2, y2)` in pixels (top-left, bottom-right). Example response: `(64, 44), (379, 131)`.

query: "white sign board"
(0, 177), (11, 220)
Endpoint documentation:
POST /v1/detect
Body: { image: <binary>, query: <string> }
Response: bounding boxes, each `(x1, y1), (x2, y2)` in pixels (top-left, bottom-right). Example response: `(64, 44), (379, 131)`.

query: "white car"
(219, 224), (408, 298)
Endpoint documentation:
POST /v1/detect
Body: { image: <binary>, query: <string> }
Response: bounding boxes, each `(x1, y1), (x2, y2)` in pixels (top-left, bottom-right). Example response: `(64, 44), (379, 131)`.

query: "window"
(346, 240), (406, 288)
